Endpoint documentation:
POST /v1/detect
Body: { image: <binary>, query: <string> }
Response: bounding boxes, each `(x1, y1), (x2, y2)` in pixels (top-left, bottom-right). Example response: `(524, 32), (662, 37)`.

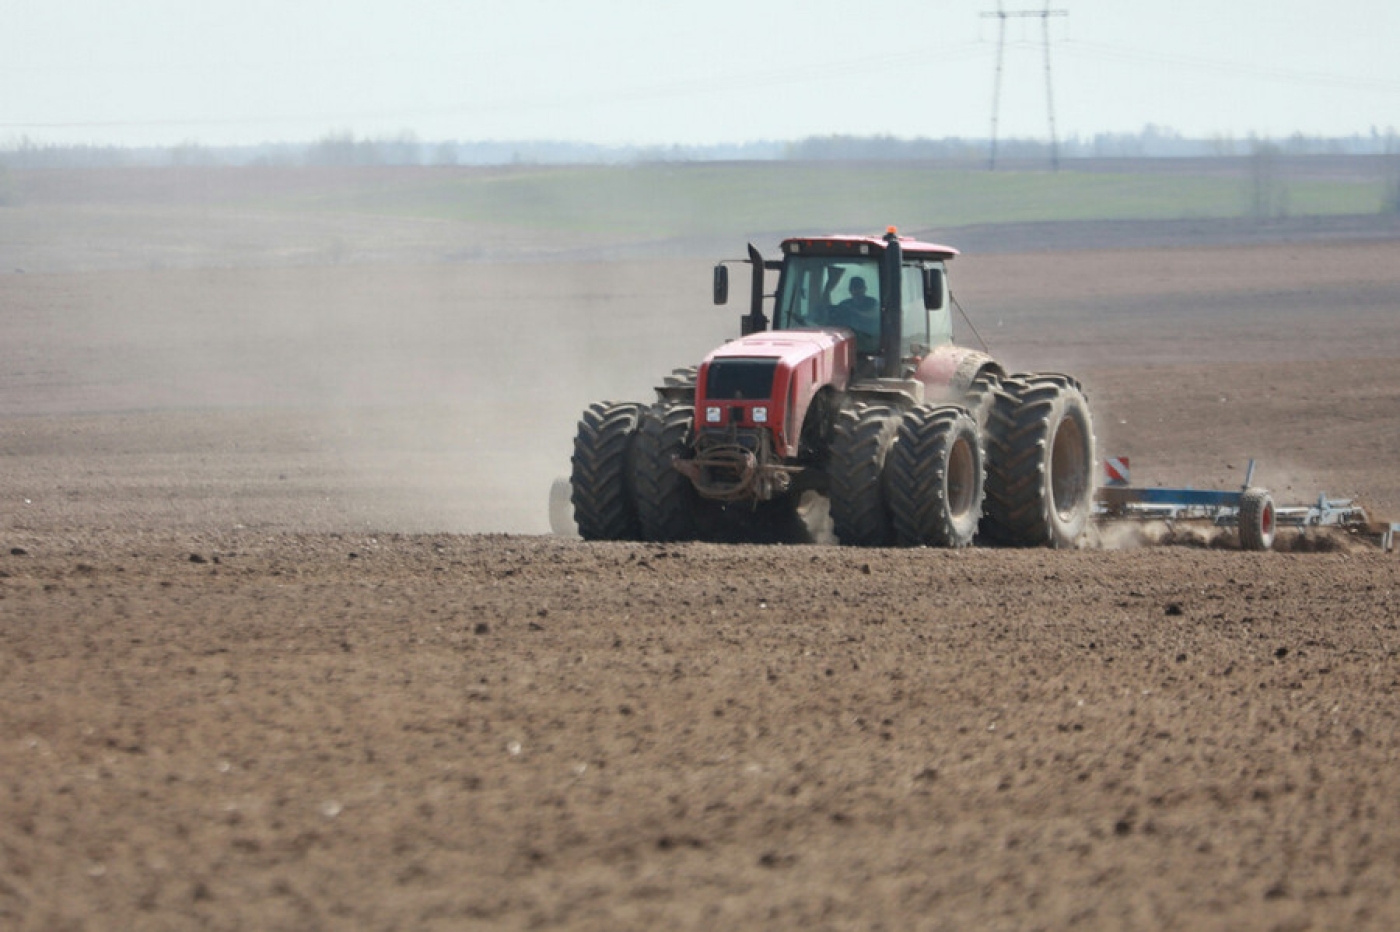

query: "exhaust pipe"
(880, 228), (903, 378)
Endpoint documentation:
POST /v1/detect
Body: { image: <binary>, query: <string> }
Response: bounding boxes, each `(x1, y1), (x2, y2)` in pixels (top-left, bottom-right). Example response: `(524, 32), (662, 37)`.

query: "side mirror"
(923, 267), (945, 310)
(713, 264), (729, 305)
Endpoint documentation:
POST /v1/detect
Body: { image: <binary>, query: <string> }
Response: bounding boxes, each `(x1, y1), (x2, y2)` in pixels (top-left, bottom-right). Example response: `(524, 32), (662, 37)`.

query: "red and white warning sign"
(1103, 456), (1131, 486)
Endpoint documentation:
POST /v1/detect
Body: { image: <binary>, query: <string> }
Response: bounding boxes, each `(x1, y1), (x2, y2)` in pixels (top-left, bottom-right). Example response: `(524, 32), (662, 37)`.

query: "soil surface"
(2, 169), (1399, 930)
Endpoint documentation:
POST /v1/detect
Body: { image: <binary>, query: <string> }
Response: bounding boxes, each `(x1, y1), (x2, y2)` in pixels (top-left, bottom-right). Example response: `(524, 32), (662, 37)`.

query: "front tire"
(632, 403), (702, 542)
(570, 402), (644, 540)
(828, 404), (899, 547)
(983, 375), (1096, 548)
(886, 405), (984, 548)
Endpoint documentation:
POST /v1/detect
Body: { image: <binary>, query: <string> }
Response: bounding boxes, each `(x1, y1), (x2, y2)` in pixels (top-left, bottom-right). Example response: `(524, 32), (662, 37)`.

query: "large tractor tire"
(632, 402), (702, 542)
(886, 405), (984, 548)
(1238, 487), (1276, 551)
(828, 404), (899, 547)
(960, 369), (1003, 432)
(570, 401), (644, 541)
(983, 374), (1096, 548)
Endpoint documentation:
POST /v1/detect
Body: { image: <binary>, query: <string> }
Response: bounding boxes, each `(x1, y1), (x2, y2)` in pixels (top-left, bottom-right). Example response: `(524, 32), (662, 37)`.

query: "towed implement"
(570, 228), (1097, 547)
(1096, 458), (1400, 552)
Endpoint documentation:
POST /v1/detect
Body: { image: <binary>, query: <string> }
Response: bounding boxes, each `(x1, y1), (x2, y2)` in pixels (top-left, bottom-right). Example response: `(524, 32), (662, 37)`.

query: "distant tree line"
(0, 132), (787, 169)
(787, 125), (1400, 161)
(0, 125), (1396, 173)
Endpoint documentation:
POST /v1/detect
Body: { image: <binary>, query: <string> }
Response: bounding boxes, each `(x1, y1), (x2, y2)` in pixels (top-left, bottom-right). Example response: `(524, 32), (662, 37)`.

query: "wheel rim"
(947, 434), (977, 520)
(1261, 502), (1275, 537)
(1050, 412), (1088, 520)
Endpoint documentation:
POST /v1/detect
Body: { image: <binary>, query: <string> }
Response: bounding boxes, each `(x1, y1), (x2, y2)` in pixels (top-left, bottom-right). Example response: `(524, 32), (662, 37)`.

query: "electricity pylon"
(982, 1), (1068, 170)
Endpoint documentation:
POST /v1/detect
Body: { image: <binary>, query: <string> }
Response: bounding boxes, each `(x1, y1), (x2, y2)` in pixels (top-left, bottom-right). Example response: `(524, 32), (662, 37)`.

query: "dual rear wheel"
(886, 406), (985, 548)
(829, 403), (985, 548)
(981, 374), (1097, 549)
(828, 375), (1097, 548)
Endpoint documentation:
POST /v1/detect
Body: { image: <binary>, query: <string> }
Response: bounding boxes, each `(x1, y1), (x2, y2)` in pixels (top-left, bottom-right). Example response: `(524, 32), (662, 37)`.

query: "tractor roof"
(780, 231), (959, 262)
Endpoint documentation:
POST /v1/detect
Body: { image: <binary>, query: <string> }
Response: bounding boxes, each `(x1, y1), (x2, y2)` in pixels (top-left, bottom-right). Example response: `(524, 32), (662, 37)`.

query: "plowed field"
(2, 185), (1399, 929)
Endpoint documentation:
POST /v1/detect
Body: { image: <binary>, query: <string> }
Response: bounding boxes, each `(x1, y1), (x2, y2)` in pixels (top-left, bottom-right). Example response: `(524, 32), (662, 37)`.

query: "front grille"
(698, 428), (762, 452)
(705, 358), (778, 401)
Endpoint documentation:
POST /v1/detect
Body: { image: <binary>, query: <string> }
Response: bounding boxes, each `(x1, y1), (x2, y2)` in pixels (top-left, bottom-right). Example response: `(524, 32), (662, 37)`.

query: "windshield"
(774, 257), (882, 354)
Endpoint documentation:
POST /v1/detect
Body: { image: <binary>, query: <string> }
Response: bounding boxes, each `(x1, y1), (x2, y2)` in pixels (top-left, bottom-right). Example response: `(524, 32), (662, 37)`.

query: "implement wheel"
(1239, 488), (1276, 551)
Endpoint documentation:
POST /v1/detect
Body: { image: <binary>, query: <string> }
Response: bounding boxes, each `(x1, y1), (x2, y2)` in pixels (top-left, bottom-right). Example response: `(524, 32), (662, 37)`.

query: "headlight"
(752, 406), (768, 423)
(705, 406), (722, 424)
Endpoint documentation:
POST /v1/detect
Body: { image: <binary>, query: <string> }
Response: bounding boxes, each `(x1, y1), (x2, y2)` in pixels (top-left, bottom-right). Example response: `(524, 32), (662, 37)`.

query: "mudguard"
(913, 346), (1002, 403)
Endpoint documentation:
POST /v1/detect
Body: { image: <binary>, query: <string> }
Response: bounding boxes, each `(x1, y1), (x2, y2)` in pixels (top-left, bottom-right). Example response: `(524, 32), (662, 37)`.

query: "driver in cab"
(827, 275), (879, 350)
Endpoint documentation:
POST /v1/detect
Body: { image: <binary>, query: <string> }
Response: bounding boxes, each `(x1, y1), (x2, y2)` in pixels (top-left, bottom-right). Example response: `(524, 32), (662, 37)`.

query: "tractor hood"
(700, 326), (851, 389)
(697, 329), (854, 458)
(703, 328), (853, 372)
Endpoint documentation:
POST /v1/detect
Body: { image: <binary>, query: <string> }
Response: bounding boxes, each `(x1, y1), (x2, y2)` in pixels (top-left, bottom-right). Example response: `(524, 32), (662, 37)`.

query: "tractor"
(569, 228), (1096, 547)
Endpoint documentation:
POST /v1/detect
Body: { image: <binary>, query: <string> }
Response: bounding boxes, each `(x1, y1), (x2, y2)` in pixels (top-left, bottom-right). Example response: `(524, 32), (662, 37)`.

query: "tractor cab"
(715, 228), (957, 379)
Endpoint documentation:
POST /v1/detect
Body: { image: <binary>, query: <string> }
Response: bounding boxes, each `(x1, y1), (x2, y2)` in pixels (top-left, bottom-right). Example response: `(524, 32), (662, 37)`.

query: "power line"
(0, 41), (996, 134)
(1058, 39), (1400, 95)
(981, 1), (1068, 170)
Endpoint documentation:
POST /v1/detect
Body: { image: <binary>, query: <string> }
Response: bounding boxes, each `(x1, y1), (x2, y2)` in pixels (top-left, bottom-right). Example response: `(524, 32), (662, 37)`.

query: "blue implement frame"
(1094, 459), (1396, 551)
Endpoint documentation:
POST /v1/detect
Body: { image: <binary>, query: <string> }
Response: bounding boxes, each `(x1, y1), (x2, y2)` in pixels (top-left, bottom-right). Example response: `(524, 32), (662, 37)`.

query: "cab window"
(901, 264), (928, 355)
(775, 256), (882, 353)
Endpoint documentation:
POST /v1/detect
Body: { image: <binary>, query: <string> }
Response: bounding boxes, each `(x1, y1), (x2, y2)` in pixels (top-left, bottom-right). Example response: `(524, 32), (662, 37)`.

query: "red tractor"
(570, 228), (1096, 547)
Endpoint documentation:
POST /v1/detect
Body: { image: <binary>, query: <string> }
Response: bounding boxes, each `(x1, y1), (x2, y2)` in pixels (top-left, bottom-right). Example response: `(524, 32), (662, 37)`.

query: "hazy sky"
(4, 0), (1398, 148)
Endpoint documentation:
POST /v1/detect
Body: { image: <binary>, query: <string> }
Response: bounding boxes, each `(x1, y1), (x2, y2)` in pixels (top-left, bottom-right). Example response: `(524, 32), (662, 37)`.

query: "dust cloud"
(0, 257), (737, 534)
(1088, 517), (1375, 553)
(0, 167), (748, 534)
